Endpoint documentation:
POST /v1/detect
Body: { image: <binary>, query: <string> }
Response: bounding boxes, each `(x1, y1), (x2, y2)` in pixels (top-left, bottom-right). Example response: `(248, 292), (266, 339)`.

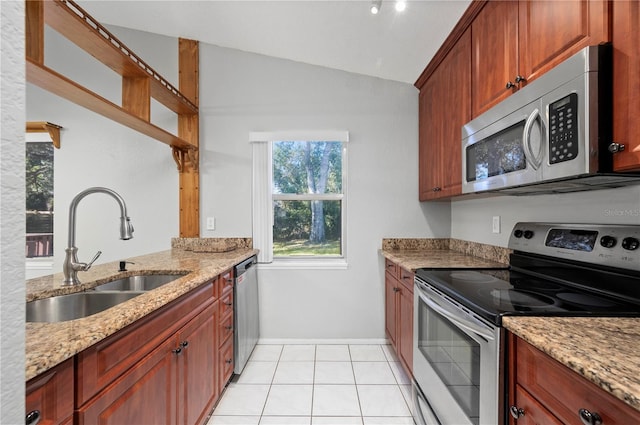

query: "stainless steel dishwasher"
(233, 255), (259, 374)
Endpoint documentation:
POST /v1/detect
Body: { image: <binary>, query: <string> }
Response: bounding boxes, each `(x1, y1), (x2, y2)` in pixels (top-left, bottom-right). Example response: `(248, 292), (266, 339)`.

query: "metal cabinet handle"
(515, 75), (526, 84)
(608, 142), (626, 153)
(225, 325), (233, 330)
(224, 302), (233, 306)
(506, 81), (516, 89)
(393, 287), (400, 293)
(180, 340), (189, 348)
(225, 359), (233, 364)
(25, 410), (41, 425)
(509, 405), (525, 419)
(432, 187), (441, 192)
(172, 347), (182, 355)
(579, 408), (603, 425)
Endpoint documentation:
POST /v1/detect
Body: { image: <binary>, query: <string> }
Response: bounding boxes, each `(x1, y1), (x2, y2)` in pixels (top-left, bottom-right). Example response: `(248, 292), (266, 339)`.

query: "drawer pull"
(25, 410), (41, 425)
(225, 359), (233, 364)
(225, 325), (233, 331)
(224, 302), (233, 306)
(393, 287), (400, 293)
(579, 408), (602, 425)
(180, 340), (189, 348)
(509, 405), (525, 420)
(172, 347), (182, 355)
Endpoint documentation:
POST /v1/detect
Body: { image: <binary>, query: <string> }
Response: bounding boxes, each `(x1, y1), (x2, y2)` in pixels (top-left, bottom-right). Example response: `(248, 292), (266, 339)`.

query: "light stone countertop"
(504, 316), (640, 411)
(380, 248), (509, 271)
(25, 248), (258, 381)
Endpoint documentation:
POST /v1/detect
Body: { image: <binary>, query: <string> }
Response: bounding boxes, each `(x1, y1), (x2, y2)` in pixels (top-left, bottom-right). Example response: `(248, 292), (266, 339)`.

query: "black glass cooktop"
(415, 268), (640, 326)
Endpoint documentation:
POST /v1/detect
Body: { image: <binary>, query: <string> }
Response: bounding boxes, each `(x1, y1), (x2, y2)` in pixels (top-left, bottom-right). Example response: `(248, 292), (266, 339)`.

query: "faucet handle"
(83, 251), (102, 271)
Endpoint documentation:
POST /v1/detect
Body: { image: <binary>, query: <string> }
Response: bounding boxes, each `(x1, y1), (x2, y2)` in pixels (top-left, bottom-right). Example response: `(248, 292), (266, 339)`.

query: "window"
(26, 139), (54, 258)
(251, 131), (348, 268)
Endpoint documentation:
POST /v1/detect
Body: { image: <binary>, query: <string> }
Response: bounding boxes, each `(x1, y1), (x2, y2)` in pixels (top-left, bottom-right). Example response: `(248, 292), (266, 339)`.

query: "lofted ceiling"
(77, 0), (471, 85)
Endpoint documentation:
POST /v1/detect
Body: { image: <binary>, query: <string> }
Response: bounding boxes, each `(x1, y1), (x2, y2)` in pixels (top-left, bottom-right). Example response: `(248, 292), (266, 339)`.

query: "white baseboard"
(257, 338), (390, 345)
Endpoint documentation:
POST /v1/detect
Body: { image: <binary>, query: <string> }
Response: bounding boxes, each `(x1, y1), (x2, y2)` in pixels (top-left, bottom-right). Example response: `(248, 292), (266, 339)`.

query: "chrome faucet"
(63, 187), (134, 285)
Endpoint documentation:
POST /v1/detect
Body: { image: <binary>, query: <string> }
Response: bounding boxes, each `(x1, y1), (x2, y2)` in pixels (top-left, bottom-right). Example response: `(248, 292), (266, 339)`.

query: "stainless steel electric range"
(412, 223), (640, 425)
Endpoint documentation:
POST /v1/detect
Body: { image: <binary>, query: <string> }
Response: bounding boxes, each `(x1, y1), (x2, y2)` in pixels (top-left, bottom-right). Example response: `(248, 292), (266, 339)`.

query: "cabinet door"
(472, 1), (519, 117)
(511, 385), (563, 425)
(612, 0), (640, 171)
(384, 273), (398, 348)
(77, 337), (177, 425)
(419, 28), (471, 200)
(518, 0), (609, 84)
(398, 284), (413, 375)
(26, 358), (74, 425)
(177, 303), (217, 425)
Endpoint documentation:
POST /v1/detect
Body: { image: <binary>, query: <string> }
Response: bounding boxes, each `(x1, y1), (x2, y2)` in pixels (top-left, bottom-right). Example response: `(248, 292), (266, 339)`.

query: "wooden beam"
(25, 0), (44, 63)
(26, 121), (62, 149)
(178, 38), (200, 237)
(27, 58), (196, 150)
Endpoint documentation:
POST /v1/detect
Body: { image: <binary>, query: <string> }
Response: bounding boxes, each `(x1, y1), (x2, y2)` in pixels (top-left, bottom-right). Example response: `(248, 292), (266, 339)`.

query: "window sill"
(259, 258), (348, 270)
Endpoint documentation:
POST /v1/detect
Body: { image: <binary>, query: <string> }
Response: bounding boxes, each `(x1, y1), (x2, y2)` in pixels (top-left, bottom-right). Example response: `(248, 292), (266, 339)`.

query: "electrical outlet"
(206, 217), (215, 230)
(492, 216), (501, 234)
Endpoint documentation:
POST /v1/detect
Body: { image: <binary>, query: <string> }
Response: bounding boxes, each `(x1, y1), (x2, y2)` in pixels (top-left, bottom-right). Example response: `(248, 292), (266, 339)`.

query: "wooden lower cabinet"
(384, 259), (413, 375)
(26, 357), (74, 425)
(29, 267), (238, 425)
(77, 337), (177, 425)
(508, 332), (640, 424)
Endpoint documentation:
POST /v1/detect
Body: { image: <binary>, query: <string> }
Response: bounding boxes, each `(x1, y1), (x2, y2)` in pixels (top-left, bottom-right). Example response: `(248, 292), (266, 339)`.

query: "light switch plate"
(206, 217), (215, 230)
(492, 216), (501, 233)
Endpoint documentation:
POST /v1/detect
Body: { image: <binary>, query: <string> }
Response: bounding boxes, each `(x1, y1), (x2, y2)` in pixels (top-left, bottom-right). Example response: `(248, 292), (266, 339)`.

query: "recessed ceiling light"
(371, 0), (382, 14)
(395, 1), (407, 12)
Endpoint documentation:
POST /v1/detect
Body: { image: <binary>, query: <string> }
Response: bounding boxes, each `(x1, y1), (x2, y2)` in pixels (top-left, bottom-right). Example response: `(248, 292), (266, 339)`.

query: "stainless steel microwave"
(462, 44), (640, 195)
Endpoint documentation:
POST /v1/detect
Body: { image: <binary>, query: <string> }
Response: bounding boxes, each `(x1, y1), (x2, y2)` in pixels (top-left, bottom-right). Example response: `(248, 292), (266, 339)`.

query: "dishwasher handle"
(234, 256), (257, 277)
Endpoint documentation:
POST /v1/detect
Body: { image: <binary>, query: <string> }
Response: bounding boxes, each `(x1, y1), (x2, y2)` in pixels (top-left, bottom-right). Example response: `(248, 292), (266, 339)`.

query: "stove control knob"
(523, 230), (534, 239)
(513, 229), (524, 238)
(622, 237), (639, 251)
(600, 235), (617, 248)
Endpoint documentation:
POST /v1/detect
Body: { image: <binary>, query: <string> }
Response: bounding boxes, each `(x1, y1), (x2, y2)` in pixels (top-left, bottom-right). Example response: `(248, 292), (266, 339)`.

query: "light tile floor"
(207, 344), (415, 425)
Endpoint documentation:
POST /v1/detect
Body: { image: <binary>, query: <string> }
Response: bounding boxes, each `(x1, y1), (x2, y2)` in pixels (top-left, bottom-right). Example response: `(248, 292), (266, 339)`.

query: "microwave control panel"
(549, 93), (578, 164)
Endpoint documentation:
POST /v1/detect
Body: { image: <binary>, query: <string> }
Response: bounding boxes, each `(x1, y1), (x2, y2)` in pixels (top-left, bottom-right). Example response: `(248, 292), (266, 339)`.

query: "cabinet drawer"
(76, 282), (214, 406)
(219, 289), (233, 318)
(385, 259), (399, 278)
(399, 267), (414, 292)
(514, 337), (640, 424)
(218, 311), (234, 347)
(217, 269), (234, 297)
(219, 337), (234, 389)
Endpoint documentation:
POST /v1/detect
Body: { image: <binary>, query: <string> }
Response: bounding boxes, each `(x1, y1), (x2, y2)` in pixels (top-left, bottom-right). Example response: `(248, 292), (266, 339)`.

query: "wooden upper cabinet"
(419, 29), (471, 200)
(472, 1), (519, 117)
(518, 0), (610, 84)
(471, 0), (610, 118)
(612, 0), (640, 171)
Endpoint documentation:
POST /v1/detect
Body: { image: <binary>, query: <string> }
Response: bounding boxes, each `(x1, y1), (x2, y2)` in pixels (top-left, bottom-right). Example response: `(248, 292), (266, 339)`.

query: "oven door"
(413, 277), (501, 425)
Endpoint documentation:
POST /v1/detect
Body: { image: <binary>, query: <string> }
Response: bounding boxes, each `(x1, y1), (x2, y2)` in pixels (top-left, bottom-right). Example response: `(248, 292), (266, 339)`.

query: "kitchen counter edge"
(25, 248), (258, 381)
(504, 316), (640, 412)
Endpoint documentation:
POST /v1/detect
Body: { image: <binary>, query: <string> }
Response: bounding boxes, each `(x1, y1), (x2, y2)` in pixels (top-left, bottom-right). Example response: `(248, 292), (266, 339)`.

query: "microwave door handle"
(523, 108), (544, 169)
(418, 291), (495, 341)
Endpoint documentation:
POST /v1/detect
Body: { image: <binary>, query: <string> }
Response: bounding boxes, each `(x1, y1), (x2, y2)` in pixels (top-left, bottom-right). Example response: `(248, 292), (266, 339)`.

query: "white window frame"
(251, 131), (348, 270)
(25, 132), (55, 277)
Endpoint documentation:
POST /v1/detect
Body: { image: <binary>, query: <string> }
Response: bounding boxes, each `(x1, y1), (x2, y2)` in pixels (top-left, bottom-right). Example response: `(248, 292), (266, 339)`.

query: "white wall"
(1, 1), (26, 422)
(451, 185), (640, 246)
(199, 44), (450, 340)
(26, 27), (180, 276)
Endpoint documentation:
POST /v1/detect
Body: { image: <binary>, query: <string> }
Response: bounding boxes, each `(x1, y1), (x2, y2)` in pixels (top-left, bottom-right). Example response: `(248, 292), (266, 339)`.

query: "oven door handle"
(418, 291), (495, 341)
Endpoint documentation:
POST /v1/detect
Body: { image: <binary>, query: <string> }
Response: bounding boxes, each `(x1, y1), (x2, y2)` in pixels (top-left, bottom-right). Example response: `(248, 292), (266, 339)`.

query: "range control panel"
(509, 222), (640, 271)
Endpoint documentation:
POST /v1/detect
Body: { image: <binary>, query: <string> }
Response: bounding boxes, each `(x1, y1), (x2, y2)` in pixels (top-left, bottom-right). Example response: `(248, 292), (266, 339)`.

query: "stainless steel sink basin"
(93, 273), (186, 292)
(26, 291), (144, 323)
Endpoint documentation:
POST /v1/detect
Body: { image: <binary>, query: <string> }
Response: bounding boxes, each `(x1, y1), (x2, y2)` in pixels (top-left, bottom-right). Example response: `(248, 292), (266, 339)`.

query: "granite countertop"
(25, 247), (258, 381)
(504, 317), (640, 411)
(380, 238), (510, 270)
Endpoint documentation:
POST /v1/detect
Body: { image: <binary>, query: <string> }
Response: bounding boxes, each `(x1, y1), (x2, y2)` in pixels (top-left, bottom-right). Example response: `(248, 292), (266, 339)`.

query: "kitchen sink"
(93, 273), (187, 292)
(26, 291), (144, 323)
